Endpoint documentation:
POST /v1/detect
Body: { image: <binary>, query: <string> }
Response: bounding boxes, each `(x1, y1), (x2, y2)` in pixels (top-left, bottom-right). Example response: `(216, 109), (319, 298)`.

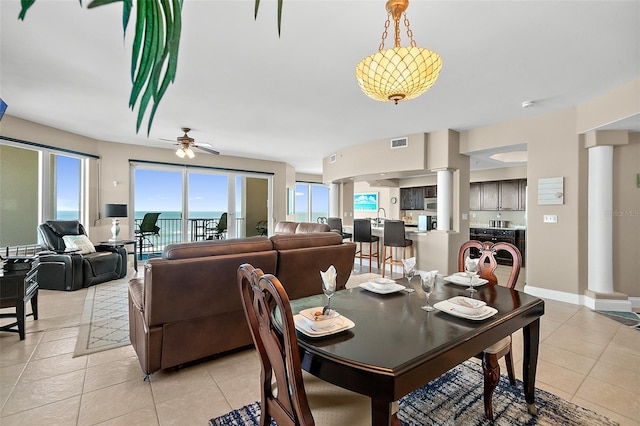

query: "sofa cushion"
(270, 232), (342, 250)
(163, 236), (273, 260)
(274, 221), (299, 234)
(129, 277), (145, 312)
(296, 222), (330, 233)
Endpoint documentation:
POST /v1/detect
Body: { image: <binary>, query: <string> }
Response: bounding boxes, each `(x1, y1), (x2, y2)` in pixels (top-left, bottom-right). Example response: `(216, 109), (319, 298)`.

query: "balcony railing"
(133, 217), (222, 258)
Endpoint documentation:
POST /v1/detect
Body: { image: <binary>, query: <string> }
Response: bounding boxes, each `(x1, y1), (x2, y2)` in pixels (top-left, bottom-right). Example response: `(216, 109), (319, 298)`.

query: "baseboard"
(524, 284), (635, 312)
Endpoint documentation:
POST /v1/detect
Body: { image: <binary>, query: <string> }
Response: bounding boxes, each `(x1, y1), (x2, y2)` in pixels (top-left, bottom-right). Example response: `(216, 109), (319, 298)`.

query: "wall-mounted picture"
(354, 192), (378, 212)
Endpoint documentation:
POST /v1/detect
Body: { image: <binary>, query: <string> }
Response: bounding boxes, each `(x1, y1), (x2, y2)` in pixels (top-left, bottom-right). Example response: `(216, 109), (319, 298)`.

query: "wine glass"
(404, 265), (415, 288)
(322, 279), (336, 315)
(464, 256), (479, 294)
(420, 274), (435, 312)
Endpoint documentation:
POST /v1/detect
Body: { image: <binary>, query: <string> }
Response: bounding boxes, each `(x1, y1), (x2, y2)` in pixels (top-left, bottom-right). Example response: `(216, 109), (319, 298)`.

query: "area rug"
(209, 360), (617, 426)
(597, 310), (640, 331)
(73, 279), (130, 357)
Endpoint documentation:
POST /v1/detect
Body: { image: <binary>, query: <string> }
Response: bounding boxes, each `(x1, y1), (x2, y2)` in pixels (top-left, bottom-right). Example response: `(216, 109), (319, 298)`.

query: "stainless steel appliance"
(423, 197), (437, 214)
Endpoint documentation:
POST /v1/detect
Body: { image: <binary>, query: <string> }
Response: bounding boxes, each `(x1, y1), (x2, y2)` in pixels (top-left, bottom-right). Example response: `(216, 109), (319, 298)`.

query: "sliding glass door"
(131, 162), (272, 252)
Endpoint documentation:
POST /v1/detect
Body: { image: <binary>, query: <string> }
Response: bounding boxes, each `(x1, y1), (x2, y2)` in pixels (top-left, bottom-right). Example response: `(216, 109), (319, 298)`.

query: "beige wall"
(0, 115), (292, 242)
(245, 177), (268, 237)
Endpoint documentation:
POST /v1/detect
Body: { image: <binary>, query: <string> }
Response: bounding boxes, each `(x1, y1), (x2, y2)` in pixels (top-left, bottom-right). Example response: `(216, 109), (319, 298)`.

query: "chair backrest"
(238, 264), (314, 426)
(383, 220), (406, 247)
(317, 217), (327, 224)
(353, 219), (373, 243)
(139, 213), (161, 234)
(38, 220), (86, 251)
(216, 212), (228, 232)
(327, 217), (343, 233)
(457, 240), (522, 288)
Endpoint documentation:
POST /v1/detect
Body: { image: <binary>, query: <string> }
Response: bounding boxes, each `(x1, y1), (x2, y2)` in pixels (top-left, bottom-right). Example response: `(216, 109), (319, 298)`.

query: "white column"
(329, 183), (340, 218)
(588, 145), (614, 294)
(437, 170), (452, 231)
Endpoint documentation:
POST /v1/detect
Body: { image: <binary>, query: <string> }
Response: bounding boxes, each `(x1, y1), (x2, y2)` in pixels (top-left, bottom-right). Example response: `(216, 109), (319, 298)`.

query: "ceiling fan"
(160, 127), (220, 158)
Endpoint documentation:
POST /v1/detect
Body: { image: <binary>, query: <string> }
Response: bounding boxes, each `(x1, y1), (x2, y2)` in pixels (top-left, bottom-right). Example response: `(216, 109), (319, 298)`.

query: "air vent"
(330, 153), (337, 163)
(390, 137), (408, 149)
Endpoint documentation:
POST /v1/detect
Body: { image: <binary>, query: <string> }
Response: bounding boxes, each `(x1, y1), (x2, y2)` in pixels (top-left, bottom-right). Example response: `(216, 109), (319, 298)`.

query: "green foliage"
(17, 0), (284, 134)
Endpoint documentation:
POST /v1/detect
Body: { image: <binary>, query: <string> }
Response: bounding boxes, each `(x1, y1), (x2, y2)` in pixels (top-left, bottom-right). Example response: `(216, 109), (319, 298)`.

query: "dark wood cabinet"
(480, 182), (500, 210)
(471, 179), (527, 211)
(469, 228), (519, 266)
(424, 185), (437, 198)
(469, 183), (481, 211)
(400, 187), (424, 210)
(499, 180), (520, 210)
(516, 229), (526, 267)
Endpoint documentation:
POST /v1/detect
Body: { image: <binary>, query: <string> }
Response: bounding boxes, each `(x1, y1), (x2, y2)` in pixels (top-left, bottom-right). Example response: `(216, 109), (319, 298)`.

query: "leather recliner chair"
(37, 220), (127, 291)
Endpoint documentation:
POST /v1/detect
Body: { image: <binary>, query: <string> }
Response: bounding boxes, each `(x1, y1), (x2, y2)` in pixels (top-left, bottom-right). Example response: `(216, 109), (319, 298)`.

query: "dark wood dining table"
(289, 277), (545, 426)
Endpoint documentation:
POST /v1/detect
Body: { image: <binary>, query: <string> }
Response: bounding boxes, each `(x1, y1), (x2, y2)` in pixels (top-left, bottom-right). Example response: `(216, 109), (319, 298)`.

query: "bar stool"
(353, 219), (379, 272)
(381, 220), (413, 278)
(328, 217), (352, 241)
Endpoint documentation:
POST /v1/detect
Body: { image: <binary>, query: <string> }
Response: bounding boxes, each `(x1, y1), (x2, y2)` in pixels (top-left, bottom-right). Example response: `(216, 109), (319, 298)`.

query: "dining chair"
(353, 219), (380, 273)
(458, 240), (522, 420)
(237, 263), (376, 426)
(327, 217), (352, 241)
(381, 220), (413, 278)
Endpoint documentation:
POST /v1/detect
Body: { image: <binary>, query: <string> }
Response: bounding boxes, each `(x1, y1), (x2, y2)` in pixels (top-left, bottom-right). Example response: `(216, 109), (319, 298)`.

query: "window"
(295, 182), (329, 223)
(54, 155), (82, 220)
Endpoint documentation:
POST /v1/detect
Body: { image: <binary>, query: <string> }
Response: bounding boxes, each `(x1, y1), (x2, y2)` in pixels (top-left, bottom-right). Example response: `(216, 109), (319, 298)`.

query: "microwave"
(424, 198), (437, 214)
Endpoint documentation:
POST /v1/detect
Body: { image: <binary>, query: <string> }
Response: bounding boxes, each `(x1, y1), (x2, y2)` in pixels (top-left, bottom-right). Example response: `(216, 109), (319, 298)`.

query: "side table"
(0, 259), (39, 340)
(99, 239), (137, 272)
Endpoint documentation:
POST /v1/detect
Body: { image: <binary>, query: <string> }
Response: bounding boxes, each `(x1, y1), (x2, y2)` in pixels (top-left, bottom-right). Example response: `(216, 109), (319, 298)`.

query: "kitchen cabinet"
(470, 183), (481, 211)
(400, 187), (424, 210)
(424, 185), (437, 198)
(471, 179), (527, 211)
(516, 229), (526, 267)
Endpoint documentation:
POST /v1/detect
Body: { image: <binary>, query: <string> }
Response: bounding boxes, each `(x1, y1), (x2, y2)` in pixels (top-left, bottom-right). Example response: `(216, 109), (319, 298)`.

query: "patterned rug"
(597, 310), (640, 331)
(210, 360), (617, 426)
(73, 279), (130, 357)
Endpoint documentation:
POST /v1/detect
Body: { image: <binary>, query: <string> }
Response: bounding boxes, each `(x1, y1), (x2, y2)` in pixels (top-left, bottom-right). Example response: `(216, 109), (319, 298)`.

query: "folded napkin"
(402, 257), (416, 271)
(464, 256), (479, 273)
(418, 269), (438, 282)
(320, 265), (337, 292)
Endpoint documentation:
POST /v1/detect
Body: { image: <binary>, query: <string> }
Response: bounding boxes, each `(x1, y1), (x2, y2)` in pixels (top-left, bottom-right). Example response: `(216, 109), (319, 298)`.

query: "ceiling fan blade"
(159, 137), (177, 143)
(195, 145), (220, 155)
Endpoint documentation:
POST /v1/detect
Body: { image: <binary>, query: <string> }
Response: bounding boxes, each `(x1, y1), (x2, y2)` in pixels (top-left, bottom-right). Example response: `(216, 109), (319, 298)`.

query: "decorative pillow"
(62, 235), (96, 255)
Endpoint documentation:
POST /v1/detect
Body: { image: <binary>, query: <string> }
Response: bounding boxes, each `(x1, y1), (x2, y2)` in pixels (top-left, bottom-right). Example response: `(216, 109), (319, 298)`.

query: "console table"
(0, 258), (39, 340)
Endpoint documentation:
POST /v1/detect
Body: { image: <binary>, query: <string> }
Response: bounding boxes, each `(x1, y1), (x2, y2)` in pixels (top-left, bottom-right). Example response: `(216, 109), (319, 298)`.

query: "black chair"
(353, 219), (379, 272)
(135, 213), (161, 254)
(327, 217), (352, 241)
(37, 220), (127, 291)
(209, 212), (227, 239)
(381, 220), (413, 278)
(255, 220), (268, 236)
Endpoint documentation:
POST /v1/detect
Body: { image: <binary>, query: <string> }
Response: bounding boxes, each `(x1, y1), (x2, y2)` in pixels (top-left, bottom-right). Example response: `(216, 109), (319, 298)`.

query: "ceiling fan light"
(185, 148), (195, 158)
(176, 148), (186, 158)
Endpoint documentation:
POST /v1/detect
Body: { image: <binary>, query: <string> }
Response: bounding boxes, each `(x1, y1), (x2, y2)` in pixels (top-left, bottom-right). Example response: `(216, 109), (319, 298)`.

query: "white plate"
(299, 307), (341, 329)
(433, 300), (498, 320)
(370, 277), (396, 285)
(359, 281), (406, 294)
(443, 273), (489, 287)
(293, 314), (355, 337)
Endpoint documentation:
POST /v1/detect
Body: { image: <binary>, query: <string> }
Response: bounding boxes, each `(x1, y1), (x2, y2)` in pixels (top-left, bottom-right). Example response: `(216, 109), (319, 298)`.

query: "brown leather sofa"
(274, 221), (330, 234)
(128, 231), (355, 376)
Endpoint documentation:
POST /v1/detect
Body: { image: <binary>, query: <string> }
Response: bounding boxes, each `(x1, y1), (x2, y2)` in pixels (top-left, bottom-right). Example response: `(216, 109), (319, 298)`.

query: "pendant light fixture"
(356, 0), (442, 104)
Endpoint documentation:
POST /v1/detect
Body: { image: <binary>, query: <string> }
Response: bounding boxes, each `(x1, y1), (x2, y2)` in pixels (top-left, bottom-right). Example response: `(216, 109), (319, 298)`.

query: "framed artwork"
(354, 192), (378, 212)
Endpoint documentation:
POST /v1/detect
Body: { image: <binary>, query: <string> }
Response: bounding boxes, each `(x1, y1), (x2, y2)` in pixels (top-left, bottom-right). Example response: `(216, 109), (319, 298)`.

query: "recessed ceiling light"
(521, 101), (535, 108)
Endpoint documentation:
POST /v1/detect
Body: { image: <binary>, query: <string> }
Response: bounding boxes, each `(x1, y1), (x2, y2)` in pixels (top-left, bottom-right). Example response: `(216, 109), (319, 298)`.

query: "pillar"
(437, 170), (452, 231)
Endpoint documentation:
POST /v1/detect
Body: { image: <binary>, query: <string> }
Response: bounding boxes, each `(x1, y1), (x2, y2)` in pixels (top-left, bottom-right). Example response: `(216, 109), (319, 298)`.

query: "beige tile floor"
(1, 265), (639, 425)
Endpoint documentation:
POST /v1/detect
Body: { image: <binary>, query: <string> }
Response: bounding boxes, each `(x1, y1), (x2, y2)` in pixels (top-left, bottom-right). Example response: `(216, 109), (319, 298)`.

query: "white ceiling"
(1, 0), (639, 174)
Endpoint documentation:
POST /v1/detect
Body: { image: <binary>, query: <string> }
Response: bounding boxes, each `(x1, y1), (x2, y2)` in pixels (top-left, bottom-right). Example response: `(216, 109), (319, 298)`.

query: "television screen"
(0, 98), (7, 121)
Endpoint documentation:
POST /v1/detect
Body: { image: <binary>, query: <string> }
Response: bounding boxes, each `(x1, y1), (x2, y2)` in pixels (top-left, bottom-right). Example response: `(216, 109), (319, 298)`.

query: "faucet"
(376, 207), (386, 226)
